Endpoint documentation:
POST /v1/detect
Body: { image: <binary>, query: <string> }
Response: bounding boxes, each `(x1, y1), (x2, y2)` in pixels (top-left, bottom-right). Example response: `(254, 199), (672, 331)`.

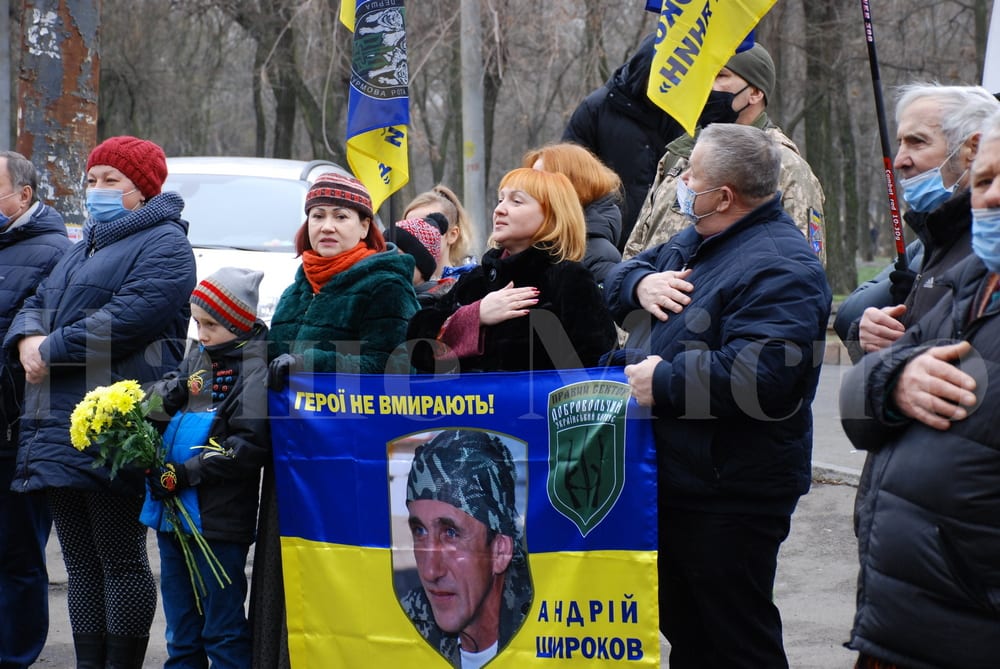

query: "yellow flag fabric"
(647, 0), (777, 136)
(341, 0), (410, 213)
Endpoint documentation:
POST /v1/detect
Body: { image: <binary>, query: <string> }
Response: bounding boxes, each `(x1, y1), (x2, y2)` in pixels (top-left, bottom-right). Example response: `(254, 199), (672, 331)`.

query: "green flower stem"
(170, 498), (232, 588)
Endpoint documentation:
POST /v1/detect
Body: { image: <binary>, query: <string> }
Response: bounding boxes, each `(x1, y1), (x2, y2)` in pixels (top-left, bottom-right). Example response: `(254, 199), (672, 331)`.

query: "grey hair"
(0, 151), (38, 204)
(696, 124), (780, 200)
(980, 108), (1000, 146)
(895, 83), (1000, 154)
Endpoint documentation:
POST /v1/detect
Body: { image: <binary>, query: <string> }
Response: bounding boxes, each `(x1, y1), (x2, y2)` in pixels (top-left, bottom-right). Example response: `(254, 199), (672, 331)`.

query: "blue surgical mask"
(0, 191), (19, 230)
(676, 179), (722, 223)
(971, 207), (1000, 273)
(898, 145), (964, 213)
(86, 188), (136, 223)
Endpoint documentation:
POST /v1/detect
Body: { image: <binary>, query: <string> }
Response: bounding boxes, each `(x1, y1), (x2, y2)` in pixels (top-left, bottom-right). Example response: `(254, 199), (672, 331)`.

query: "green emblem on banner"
(547, 381), (631, 536)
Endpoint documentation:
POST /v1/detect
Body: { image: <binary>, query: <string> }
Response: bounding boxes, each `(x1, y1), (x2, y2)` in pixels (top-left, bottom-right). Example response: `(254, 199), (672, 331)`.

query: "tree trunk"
(17, 0), (100, 229)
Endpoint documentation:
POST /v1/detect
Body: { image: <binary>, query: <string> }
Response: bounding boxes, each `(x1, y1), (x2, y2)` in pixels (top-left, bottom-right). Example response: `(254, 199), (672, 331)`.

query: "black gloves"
(146, 463), (189, 501)
(268, 353), (303, 392)
(889, 268), (917, 305)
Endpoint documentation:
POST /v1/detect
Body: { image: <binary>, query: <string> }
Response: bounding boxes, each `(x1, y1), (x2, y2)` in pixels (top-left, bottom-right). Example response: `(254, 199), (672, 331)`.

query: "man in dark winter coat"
(0, 150), (70, 669)
(563, 33), (684, 247)
(839, 109), (1000, 669)
(843, 83), (999, 362)
(605, 124), (830, 669)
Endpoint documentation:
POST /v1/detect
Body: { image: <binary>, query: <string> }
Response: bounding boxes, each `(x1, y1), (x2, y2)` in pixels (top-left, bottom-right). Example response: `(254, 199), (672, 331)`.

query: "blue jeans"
(0, 458), (51, 669)
(158, 533), (251, 669)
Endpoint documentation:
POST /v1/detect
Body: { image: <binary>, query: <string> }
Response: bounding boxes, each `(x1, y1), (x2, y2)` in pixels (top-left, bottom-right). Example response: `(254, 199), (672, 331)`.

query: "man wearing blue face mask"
(0, 150), (70, 669)
(838, 109), (1000, 669)
(605, 124), (831, 669)
(843, 84), (999, 362)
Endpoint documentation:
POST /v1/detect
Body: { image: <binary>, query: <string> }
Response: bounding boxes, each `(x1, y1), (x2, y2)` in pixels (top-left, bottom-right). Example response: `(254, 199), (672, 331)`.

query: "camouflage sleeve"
(622, 155), (691, 260)
(776, 143), (827, 266)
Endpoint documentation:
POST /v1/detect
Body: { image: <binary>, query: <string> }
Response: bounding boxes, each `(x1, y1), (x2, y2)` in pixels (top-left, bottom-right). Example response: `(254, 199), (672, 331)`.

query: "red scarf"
(301, 243), (376, 294)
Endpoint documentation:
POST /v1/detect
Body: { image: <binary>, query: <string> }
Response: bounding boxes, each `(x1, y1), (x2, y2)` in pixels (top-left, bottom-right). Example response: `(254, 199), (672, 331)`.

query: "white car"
(163, 157), (356, 340)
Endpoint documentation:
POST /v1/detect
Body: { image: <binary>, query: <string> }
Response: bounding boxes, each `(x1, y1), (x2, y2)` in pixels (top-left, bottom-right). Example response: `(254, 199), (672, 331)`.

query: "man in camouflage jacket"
(624, 44), (826, 265)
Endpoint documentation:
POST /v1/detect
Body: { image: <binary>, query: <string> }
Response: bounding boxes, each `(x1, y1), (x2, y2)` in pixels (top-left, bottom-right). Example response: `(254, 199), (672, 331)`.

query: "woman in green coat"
(250, 172), (419, 668)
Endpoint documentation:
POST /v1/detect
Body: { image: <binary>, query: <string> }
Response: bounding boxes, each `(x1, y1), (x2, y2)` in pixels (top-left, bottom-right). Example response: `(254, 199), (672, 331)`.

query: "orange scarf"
(301, 243), (376, 293)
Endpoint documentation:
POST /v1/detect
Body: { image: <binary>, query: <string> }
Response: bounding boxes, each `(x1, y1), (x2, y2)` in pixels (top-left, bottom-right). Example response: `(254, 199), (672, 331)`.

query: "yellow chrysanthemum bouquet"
(70, 379), (230, 611)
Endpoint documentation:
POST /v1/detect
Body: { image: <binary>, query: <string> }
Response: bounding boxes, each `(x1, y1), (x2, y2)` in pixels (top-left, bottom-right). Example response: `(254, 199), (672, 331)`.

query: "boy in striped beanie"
(141, 266), (270, 668)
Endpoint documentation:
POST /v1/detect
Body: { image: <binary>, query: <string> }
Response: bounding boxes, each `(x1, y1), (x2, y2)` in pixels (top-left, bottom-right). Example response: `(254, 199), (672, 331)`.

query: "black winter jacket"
(582, 194), (623, 286)
(840, 255), (1000, 669)
(842, 191), (972, 363)
(0, 203), (70, 456)
(563, 33), (684, 246)
(3, 193), (196, 495)
(407, 246), (617, 372)
(151, 323), (270, 544)
(605, 196), (831, 516)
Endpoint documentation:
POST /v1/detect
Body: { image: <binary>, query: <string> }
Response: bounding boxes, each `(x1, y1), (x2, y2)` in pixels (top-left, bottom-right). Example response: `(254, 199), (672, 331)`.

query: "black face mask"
(697, 85), (751, 128)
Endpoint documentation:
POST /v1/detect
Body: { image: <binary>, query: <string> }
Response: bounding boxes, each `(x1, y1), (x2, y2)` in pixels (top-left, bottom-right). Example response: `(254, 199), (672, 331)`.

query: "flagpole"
(860, 0), (907, 269)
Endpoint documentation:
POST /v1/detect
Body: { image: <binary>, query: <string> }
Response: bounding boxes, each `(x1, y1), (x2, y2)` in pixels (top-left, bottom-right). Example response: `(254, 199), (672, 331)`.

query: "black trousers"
(660, 506), (791, 669)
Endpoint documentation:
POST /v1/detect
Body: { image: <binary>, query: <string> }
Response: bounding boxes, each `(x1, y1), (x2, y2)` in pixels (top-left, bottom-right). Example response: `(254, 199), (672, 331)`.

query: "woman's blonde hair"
(495, 168), (586, 263)
(522, 142), (622, 207)
(403, 184), (476, 265)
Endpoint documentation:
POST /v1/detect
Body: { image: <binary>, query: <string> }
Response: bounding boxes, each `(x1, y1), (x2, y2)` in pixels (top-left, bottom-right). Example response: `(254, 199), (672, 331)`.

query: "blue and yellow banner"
(340, 0), (410, 212)
(270, 368), (659, 667)
(647, 0), (777, 136)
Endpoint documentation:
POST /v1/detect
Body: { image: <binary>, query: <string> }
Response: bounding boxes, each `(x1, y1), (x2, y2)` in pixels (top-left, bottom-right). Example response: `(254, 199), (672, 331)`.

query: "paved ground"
(34, 362), (864, 668)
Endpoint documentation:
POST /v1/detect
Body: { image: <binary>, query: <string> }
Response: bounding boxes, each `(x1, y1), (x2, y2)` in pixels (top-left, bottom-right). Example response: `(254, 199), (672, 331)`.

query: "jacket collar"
(904, 189), (971, 249)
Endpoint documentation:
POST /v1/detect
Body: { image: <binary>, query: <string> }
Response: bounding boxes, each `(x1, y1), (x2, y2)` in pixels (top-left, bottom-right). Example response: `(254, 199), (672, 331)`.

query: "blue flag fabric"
(270, 368), (660, 666)
(341, 0), (410, 212)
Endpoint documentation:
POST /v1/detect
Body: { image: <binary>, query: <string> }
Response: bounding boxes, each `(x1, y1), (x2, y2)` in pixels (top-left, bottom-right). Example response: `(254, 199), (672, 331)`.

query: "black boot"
(72, 633), (106, 669)
(105, 634), (149, 669)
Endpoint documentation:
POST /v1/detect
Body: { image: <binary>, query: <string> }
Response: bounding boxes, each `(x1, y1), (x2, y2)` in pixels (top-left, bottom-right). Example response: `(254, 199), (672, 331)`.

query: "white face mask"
(676, 179), (722, 223)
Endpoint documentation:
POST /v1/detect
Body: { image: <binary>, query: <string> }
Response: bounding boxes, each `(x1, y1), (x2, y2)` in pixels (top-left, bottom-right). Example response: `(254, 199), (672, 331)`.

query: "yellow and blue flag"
(271, 368), (659, 666)
(647, 0), (777, 136)
(340, 0), (409, 212)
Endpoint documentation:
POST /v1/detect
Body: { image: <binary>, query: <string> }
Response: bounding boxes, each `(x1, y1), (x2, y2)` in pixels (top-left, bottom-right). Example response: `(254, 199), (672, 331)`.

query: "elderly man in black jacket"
(605, 124), (831, 669)
(840, 110), (1000, 669)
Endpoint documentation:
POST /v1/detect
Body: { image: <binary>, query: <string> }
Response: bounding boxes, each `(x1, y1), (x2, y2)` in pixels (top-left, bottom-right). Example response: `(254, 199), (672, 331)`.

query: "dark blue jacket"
(840, 255), (1000, 669)
(0, 203), (71, 456)
(3, 193), (196, 495)
(605, 196), (831, 516)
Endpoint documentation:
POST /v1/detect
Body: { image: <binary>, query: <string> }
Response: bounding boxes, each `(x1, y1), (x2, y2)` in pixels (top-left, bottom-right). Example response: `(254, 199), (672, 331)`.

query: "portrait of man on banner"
(389, 429), (533, 668)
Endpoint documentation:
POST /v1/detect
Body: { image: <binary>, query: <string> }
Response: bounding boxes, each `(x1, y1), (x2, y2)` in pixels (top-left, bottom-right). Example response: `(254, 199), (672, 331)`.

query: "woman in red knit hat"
(4, 135), (196, 668)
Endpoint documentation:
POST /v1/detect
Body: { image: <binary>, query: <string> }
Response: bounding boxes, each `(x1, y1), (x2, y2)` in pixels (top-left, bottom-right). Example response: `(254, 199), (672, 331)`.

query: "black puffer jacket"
(582, 194), (623, 286)
(407, 246), (617, 372)
(841, 254), (1000, 669)
(0, 203), (70, 456)
(3, 193), (196, 496)
(150, 323), (270, 544)
(563, 33), (684, 247)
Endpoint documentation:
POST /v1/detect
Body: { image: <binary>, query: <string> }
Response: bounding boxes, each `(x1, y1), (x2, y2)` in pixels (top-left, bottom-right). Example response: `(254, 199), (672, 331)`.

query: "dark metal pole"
(860, 0), (907, 269)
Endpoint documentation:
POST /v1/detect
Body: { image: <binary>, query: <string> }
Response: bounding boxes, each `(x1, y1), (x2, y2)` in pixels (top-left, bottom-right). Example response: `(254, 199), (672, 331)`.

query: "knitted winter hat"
(190, 267), (264, 334)
(724, 43), (775, 105)
(85, 136), (168, 200)
(305, 172), (374, 220)
(387, 216), (446, 282)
